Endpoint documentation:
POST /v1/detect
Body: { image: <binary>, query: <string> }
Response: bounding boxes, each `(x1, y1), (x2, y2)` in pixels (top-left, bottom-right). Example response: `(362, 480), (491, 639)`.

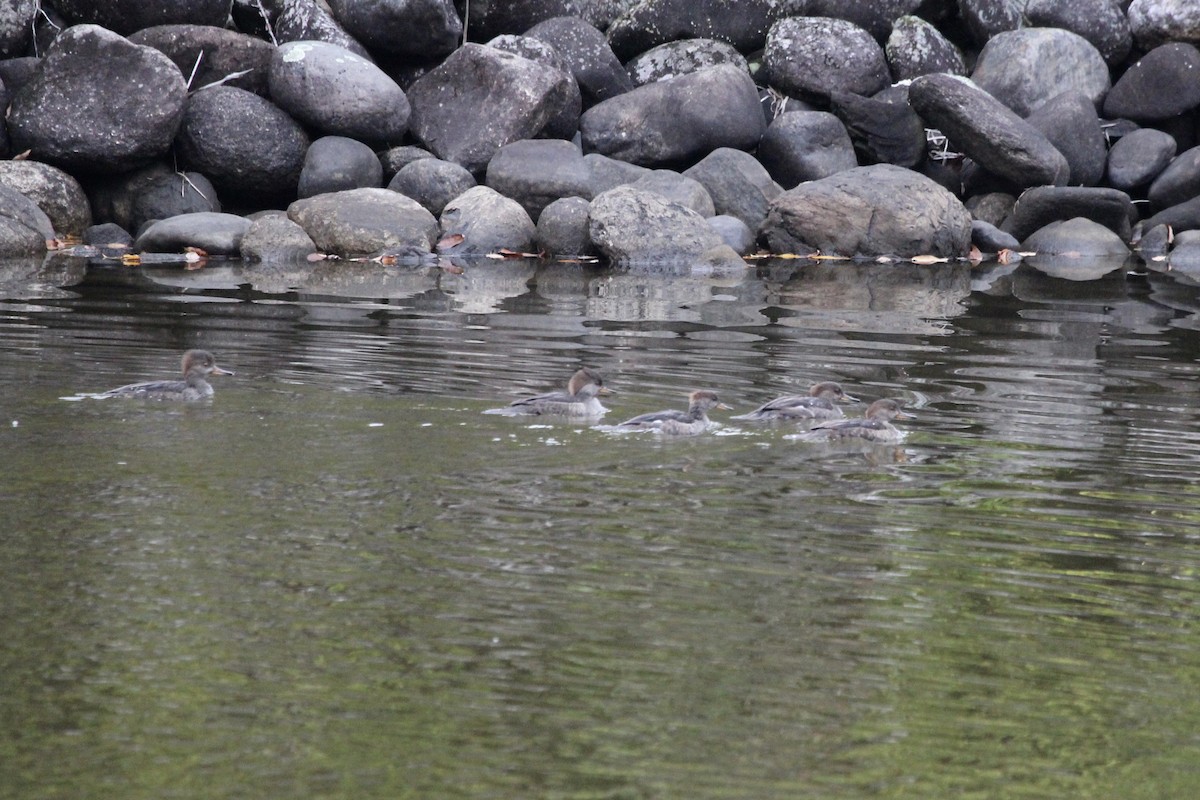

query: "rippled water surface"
(3, 253), (1200, 799)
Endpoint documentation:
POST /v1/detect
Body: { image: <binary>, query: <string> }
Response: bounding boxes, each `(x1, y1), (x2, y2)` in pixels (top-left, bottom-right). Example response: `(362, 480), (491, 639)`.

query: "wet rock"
(83, 222), (134, 249)
(763, 17), (889, 104)
(8, 24), (187, 174)
(0, 57), (40, 96)
(288, 187), (438, 256)
(606, 0), (784, 61)
(133, 212), (251, 255)
(407, 43), (575, 172)
(1002, 186), (1135, 242)
(271, 0), (369, 58)
(682, 147), (782, 231)
(761, 163), (973, 258)
(1023, 217), (1131, 257)
(970, 28), (1110, 118)
(829, 87), (926, 169)
(89, 163), (220, 235)
(0, 0), (34, 57)
(885, 15), (967, 80)
(0, 183), (50, 257)
(1142, 195), (1200, 234)
(388, 158), (476, 216)
(1148, 146), (1200, 208)
(631, 170), (715, 217)
(130, 24), (275, 96)
(526, 16), (633, 102)
(439, 185), (536, 255)
(1024, 91), (1107, 187)
(1024, 0), (1132, 67)
(908, 73), (1069, 189)
(240, 211), (317, 261)
(756, 111), (858, 189)
(53, 0), (230, 34)
(485, 139), (592, 220)
(486, 34), (581, 140)
(176, 85), (310, 203)
(1103, 43), (1200, 121)
(326, 0), (461, 60)
(269, 40), (409, 144)
(1137, 222), (1173, 259)
(1127, 0), (1200, 50)
(297, 136), (383, 199)
(535, 196), (596, 257)
(580, 64), (764, 167)
(0, 161), (91, 237)
(625, 38), (748, 86)
(1106, 129), (1177, 191)
(971, 220), (1020, 253)
(588, 185), (728, 265)
(707, 214), (755, 256)
(584, 153), (652, 194)
(379, 146), (436, 181)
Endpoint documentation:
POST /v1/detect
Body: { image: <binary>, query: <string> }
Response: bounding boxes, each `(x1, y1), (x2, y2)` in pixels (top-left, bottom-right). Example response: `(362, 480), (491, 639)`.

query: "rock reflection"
(0, 254), (87, 299)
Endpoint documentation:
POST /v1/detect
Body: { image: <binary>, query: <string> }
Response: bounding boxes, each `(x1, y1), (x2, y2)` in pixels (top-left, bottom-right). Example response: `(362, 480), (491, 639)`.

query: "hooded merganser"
(612, 389), (731, 435)
(483, 368), (613, 416)
(731, 381), (858, 421)
(787, 398), (912, 444)
(91, 349), (233, 401)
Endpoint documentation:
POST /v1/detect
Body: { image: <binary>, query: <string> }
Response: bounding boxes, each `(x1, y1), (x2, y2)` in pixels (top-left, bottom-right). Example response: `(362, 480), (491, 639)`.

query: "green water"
(1, 254), (1199, 798)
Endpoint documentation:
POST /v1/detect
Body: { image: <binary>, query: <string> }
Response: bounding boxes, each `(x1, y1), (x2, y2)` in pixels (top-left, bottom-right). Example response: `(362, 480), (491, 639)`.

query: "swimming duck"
(612, 389), (731, 435)
(92, 349), (233, 401)
(483, 368), (612, 416)
(788, 398), (912, 444)
(731, 381), (858, 421)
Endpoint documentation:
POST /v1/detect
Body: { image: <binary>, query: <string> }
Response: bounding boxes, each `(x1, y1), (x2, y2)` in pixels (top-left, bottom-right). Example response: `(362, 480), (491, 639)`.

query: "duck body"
(731, 381), (858, 421)
(614, 390), (731, 435)
(484, 368), (612, 417)
(92, 350), (233, 401)
(789, 398), (912, 444)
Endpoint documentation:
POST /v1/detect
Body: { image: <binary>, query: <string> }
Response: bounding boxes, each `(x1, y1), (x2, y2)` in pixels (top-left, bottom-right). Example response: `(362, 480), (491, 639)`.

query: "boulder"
(1024, 92), (1106, 187)
(1023, 217), (1131, 257)
(379, 146), (436, 181)
(763, 17), (889, 103)
(829, 87), (926, 169)
(133, 211), (251, 255)
(388, 158), (476, 216)
(1103, 43), (1200, 121)
(761, 163), (972, 258)
(970, 28), (1110, 118)
(885, 15), (966, 80)
(625, 38), (749, 86)
(88, 163), (220, 235)
(326, 0), (461, 59)
(1106, 129), (1177, 191)
(584, 153), (652, 194)
(485, 139), (592, 220)
(439, 186), (537, 255)
(1002, 187), (1135, 242)
(486, 34), (581, 140)
(0, 183), (50, 257)
(0, 160), (91, 237)
(971, 220), (1021, 253)
(1127, 0), (1200, 50)
(535, 196), (597, 257)
(8, 24), (186, 174)
(1148, 146), (1200, 209)
(756, 111), (858, 189)
(53, 0), (229, 34)
(288, 188), (438, 256)
(272, 0), (369, 57)
(461, 0), (585, 42)
(606, 0), (784, 61)
(240, 211), (318, 261)
(525, 16), (633, 102)
(631, 170), (715, 217)
(682, 147), (782, 230)
(297, 136), (383, 199)
(0, 0), (34, 57)
(1141, 195), (1200, 234)
(1023, 0), (1132, 66)
(130, 24), (275, 95)
(957, 0), (1022, 48)
(707, 214), (755, 256)
(588, 185), (730, 265)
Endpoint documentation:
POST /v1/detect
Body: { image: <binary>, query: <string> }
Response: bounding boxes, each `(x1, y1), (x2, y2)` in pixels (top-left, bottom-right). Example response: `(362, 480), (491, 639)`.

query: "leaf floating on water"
(911, 254), (949, 264)
(122, 253), (142, 266)
(493, 248), (543, 259)
(875, 255), (898, 263)
(436, 233), (465, 252)
(306, 252), (330, 262)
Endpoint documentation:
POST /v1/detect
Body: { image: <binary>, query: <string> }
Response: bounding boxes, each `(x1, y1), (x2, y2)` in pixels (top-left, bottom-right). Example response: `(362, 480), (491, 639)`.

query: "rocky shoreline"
(0, 1), (1199, 274)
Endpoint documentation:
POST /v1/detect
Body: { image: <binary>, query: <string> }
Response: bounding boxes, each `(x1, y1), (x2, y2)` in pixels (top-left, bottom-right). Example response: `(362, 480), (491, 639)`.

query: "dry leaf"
(306, 252), (329, 262)
(911, 254), (948, 264)
(436, 233), (465, 252)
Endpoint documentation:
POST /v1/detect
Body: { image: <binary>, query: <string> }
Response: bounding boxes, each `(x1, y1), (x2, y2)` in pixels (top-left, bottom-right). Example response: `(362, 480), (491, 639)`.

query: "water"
(2, 252), (1200, 799)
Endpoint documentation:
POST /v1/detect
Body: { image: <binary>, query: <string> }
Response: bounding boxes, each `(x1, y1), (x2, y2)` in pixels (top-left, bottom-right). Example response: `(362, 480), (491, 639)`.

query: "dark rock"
(1142, 195), (1200, 234)
(83, 222), (134, 248)
(682, 147), (782, 231)
(439, 186), (536, 255)
(580, 64), (764, 167)
(129, 24), (275, 96)
(885, 14), (966, 80)
(1002, 186), (1135, 242)
(1148, 146), (1200, 209)
(88, 163), (220, 235)
(606, 0), (785, 62)
(1024, 0), (1131, 67)
(631, 170), (715, 217)
(1023, 217), (1130, 256)
(0, 0), (34, 57)
(459, 0), (585, 43)
(526, 16), (633, 102)
(970, 28), (1110, 118)
(584, 153), (652, 194)
(1103, 43), (1200, 121)
(1137, 223), (1173, 259)
(388, 158), (476, 216)
(240, 211), (318, 261)
(1167, 229), (1200, 271)
(971, 219), (1020, 253)
(407, 43), (576, 172)
(801, 0), (924, 43)
(272, 0), (370, 58)
(763, 17), (889, 104)
(0, 183), (50, 257)
(966, 192), (1016, 227)
(829, 87), (926, 169)
(1128, 1), (1200, 50)
(625, 38), (748, 86)
(535, 196), (596, 256)
(756, 111), (858, 189)
(588, 185), (728, 265)
(133, 211), (251, 255)
(486, 34), (581, 139)
(53, 0), (229, 34)
(956, 0), (1022, 48)
(298, 136), (383, 199)
(0, 160), (91, 236)
(379, 146), (436, 181)
(176, 85), (310, 204)
(707, 214), (755, 256)
(1024, 91), (1106, 187)
(762, 163), (972, 258)
(8, 24), (186, 174)
(1106, 128), (1177, 191)
(485, 139), (592, 220)
(269, 40), (409, 145)
(326, 0), (461, 60)
(0, 57), (39, 95)
(908, 73), (1069, 189)
(288, 187), (438, 256)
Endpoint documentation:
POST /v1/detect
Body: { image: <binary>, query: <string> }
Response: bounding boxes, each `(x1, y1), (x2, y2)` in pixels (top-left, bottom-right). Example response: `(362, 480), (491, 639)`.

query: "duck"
(612, 389), (731, 435)
(787, 398), (912, 444)
(483, 368), (612, 417)
(91, 349), (233, 401)
(730, 381), (858, 421)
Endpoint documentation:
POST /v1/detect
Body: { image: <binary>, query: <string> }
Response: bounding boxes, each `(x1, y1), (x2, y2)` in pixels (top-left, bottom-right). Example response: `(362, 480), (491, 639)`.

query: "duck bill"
(211, 366), (234, 376)
(598, 386), (615, 396)
(716, 402), (733, 411)
(841, 393), (861, 404)
(895, 410), (914, 419)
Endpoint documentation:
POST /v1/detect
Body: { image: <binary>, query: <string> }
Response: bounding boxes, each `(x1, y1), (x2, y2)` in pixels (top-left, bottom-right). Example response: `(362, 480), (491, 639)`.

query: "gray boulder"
(584, 153), (652, 194)
(536, 196), (597, 257)
(1024, 92), (1106, 187)
(885, 15), (966, 80)
(971, 220), (1021, 253)
(388, 158), (476, 216)
(0, 0), (34, 57)
(757, 111), (858, 189)
(0, 183), (50, 257)
(288, 188), (438, 256)
(0, 160), (91, 237)
(763, 17), (889, 103)
(580, 64), (764, 167)
(970, 28), (1110, 118)
(379, 146), (436, 181)
(439, 186), (536, 255)
(240, 211), (318, 261)
(1148, 146), (1200, 209)
(176, 85), (310, 202)
(588, 185), (732, 265)
(1023, 217), (1131, 259)
(269, 40), (409, 144)
(957, 0), (1022, 48)
(829, 87), (926, 169)
(761, 163), (972, 258)
(272, 0), (369, 58)
(1002, 187), (1135, 242)
(1104, 43), (1200, 121)
(1127, 0), (1200, 50)
(526, 16), (633, 102)
(326, 0), (460, 59)
(1107, 129), (1177, 191)
(407, 43), (576, 172)
(707, 214), (755, 256)
(631, 170), (715, 217)
(461, 0), (586, 43)
(908, 73), (1069, 189)
(486, 34), (581, 140)
(130, 24), (275, 95)
(53, 0), (229, 34)
(8, 24), (186, 173)
(626, 38), (748, 86)
(297, 136), (383, 199)
(133, 212), (251, 255)
(485, 139), (592, 220)
(682, 147), (782, 231)
(89, 163), (220, 235)
(606, 0), (784, 61)
(1024, 0), (1131, 66)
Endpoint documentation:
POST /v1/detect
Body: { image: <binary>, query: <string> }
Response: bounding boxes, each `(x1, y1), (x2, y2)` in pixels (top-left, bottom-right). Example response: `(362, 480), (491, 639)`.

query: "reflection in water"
(3, 255), (1200, 798)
